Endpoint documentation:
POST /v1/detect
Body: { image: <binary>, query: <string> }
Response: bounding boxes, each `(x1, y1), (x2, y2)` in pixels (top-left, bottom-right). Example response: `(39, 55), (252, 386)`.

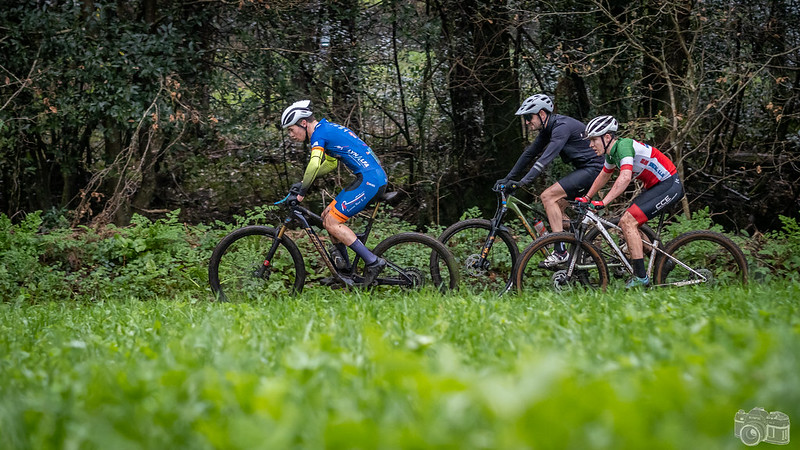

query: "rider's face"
(589, 135), (607, 156)
(287, 123), (306, 142)
(525, 112), (544, 131)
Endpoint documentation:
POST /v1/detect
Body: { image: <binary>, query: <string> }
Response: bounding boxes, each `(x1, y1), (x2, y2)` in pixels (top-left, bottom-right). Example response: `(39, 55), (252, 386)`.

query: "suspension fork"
(476, 198), (510, 268)
(257, 220), (291, 278)
(562, 218), (589, 277)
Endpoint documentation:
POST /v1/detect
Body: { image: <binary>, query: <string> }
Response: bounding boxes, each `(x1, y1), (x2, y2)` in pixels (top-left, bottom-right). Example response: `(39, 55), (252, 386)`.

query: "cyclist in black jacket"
(495, 94), (604, 267)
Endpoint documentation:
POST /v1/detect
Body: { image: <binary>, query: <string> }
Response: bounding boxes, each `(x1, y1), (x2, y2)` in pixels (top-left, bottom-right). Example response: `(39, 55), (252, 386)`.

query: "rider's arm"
(600, 168), (633, 205)
(585, 167), (614, 199)
(299, 147), (338, 196)
(505, 138), (544, 180)
(518, 123), (570, 185)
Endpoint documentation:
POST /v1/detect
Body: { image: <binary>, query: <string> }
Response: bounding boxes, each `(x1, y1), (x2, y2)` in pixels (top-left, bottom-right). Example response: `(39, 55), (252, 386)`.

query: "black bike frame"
(479, 189), (549, 268)
(258, 199), (390, 287)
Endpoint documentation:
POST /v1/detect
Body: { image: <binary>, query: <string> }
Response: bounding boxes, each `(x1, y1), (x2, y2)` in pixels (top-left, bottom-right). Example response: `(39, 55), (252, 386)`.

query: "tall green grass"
(2, 283), (798, 449)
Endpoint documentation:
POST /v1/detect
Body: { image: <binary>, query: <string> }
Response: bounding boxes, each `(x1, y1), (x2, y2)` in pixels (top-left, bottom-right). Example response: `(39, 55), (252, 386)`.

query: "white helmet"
(515, 94), (554, 116)
(583, 115), (618, 139)
(281, 100), (313, 128)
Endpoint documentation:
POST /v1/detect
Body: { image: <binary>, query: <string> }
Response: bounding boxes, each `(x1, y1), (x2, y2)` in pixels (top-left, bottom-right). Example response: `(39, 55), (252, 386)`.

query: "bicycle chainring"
(401, 267), (426, 288)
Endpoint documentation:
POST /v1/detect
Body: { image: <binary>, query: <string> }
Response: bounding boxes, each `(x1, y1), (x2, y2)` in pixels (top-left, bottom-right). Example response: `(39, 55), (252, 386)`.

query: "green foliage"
(0, 210), (219, 302)
(662, 207), (726, 241)
(1, 284), (799, 448)
(750, 215), (800, 281)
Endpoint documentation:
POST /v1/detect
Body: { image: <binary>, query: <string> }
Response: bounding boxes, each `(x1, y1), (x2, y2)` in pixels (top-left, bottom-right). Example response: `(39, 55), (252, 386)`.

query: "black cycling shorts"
(557, 165), (603, 198)
(628, 175), (684, 225)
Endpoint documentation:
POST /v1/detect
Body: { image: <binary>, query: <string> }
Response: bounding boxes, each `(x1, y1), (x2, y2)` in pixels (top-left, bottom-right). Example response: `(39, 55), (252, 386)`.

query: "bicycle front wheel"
(437, 218), (518, 294)
(515, 232), (608, 292)
(654, 230), (748, 287)
(209, 225), (306, 302)
(365, 232), (459, 292)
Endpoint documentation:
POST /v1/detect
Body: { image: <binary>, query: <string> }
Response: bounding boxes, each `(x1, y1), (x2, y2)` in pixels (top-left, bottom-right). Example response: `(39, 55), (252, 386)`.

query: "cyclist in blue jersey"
(496, 94), (605, 267)
(281, 100), (389, 285)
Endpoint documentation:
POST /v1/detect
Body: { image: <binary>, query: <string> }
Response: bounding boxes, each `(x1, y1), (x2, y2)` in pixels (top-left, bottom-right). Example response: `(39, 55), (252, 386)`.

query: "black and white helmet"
(281, 100), (313, 128)
(515, 94), (554, 116)
(583, 115), (618, 139)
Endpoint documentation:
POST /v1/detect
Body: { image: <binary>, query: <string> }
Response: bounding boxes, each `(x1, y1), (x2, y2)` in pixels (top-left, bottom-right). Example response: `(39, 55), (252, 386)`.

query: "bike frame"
(260, 200), (383, 287)
(505, 194), (545, 239)
(570, 206), (711, 286)
(480, 189), (548, 265)
(260, 198), (414, 288)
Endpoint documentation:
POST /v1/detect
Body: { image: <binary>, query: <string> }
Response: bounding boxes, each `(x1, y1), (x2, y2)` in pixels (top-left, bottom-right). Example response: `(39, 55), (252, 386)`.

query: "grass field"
(1, 283), (799, 449)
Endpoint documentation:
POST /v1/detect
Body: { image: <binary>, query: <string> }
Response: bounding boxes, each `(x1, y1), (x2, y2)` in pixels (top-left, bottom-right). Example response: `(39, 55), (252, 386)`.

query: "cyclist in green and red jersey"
(281, 100), (389, 285)
(577, 115), (684, 288)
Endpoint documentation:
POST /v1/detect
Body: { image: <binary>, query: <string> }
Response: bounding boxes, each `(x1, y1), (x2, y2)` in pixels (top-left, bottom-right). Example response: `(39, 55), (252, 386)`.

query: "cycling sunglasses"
(523, 113), (535, 123)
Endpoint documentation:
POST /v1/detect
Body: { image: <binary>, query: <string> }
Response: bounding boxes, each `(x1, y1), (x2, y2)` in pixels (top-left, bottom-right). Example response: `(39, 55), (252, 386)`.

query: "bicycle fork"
(257, 222), (290, 280)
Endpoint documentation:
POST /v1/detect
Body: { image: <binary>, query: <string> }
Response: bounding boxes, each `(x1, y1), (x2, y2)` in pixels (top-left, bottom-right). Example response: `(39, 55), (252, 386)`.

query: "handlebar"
(274, 193), (298, 208)
(568, 199), (604, 215)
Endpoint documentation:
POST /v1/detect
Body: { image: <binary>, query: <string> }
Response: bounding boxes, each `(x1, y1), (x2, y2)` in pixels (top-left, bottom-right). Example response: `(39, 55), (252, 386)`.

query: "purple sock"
(349, 238), (377, 265)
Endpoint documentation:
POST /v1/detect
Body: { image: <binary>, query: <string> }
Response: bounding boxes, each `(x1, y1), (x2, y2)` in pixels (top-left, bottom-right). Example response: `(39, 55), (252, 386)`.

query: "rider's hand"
(505, 180), (521, 192)
(575, 196), (590, 203)
(590, 200), (605, 210)
(289, 182), (303, 195)
(493, 178), (509, 191)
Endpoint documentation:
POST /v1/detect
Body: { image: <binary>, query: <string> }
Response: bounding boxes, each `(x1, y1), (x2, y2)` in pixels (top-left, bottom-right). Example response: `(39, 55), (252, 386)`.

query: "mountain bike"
(209, 191), (459, 302)
(436, 185), (655, 294)
(514, 200), (748, 291)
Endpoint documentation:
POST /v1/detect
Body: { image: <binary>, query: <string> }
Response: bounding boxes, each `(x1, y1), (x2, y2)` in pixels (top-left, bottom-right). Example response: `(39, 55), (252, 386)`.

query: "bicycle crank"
(401, 267), (426, 288)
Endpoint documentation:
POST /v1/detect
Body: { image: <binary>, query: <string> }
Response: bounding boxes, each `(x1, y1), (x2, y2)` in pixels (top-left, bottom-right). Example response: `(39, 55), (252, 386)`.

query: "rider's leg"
(624, 175), (685, 280)
(541, 183), (567, 233)
(620, 210), (647, 278)
(325, 176), (386, 272)
(323, 205), (378, 266)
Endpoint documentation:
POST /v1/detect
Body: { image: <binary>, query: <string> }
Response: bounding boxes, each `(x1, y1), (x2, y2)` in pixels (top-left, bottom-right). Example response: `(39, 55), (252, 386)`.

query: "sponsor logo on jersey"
(647, 161), (669, 179)
(345, 148), (371, 168)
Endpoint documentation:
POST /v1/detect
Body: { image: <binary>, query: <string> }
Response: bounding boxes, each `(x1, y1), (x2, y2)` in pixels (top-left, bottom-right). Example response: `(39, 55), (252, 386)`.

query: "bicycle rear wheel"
(209, 226), (306, 302)
(437, 218), (518, 294)
(515, 232), (608, 292)
(363, 232), (459, 292)
(654, 230), (748, 286)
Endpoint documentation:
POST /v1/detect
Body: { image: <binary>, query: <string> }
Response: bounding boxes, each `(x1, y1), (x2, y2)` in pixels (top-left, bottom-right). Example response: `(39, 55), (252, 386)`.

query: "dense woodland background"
(1, 0), (799, 232)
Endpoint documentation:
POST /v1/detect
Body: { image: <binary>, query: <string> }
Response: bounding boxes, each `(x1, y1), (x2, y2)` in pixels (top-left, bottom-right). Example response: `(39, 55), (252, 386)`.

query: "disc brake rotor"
(464, 254), (487, 277)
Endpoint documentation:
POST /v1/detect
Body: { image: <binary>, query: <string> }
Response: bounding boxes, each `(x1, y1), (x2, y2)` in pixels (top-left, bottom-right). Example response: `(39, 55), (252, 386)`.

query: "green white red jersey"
(603, 138), (677, 189)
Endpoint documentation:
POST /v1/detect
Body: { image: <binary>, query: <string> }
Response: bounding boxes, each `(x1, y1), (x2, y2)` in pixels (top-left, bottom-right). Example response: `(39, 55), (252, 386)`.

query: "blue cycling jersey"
(310, 119), (385, 175)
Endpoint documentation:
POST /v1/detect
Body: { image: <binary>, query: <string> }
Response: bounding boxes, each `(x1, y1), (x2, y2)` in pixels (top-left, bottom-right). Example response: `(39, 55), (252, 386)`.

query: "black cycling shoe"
(362, 258), (386, 286)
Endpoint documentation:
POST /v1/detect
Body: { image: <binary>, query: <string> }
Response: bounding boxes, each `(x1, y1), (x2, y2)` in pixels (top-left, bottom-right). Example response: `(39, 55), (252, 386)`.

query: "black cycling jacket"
(505, 114), (604, 185)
